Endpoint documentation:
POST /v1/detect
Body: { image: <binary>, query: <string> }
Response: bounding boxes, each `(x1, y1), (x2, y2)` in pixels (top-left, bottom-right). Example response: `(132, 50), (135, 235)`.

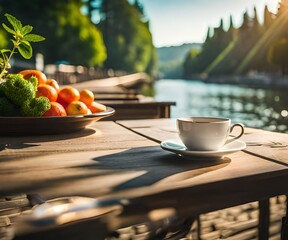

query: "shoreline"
(161, 74), (288, 90)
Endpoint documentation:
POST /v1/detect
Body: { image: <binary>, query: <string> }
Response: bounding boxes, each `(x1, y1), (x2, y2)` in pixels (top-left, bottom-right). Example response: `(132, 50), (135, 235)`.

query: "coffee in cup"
(177, 117), (244, 151)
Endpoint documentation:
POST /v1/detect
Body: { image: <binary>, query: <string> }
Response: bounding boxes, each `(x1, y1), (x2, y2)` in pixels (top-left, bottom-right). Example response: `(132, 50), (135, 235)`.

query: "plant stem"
(0, 44), (17, 81)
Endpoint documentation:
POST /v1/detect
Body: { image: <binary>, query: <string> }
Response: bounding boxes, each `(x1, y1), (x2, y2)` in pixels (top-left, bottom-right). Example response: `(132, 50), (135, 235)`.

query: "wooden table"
(0, 119), (288, 239)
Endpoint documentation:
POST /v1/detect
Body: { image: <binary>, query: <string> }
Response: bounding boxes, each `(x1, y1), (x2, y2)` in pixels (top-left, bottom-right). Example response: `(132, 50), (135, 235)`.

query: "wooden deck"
(68, 72), (151, 92)
(0, 195), (286, 239)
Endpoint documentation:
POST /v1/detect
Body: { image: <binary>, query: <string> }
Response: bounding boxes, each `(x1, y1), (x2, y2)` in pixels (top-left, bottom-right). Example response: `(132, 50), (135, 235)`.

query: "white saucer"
(160, 139), (246, 159)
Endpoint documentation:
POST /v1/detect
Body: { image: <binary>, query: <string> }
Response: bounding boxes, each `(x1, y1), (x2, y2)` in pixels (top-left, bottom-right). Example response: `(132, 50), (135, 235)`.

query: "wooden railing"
(44, 64), (129, 85)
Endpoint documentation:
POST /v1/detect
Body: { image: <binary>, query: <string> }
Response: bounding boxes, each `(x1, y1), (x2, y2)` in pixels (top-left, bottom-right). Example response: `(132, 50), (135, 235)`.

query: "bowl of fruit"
(0, 14), (114, 135)
(0, 69), (115, 135)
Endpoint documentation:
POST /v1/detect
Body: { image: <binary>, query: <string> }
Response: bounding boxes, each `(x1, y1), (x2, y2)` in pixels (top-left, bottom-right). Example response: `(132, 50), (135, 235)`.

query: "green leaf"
(2, 23), (15, 35)
(18, 41), (32, 59)
(22, 25), (33, 35)
(0, 49), (11, 54)
(0, 13), (46, 79)
(22, 34), (45, 42)
(4, 13), (22, 31)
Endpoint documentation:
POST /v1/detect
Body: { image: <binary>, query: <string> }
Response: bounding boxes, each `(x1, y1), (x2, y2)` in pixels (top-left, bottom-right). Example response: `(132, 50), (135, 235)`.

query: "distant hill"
(157, 43), (202, 63)
(156, 43), (202, 79)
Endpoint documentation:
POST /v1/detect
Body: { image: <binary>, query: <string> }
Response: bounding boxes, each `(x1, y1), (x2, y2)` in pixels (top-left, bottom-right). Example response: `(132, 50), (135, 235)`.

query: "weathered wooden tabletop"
(0, 119), (288, 239)
(115, 119), (288, 215)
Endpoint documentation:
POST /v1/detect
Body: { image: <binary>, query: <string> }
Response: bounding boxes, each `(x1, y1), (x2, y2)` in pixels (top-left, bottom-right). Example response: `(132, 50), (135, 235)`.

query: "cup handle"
(225, 123), (245, 145)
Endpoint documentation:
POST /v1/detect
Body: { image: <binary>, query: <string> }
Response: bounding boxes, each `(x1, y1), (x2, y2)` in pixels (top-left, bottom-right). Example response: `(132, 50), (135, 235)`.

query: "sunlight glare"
(281, 110), (288, 117)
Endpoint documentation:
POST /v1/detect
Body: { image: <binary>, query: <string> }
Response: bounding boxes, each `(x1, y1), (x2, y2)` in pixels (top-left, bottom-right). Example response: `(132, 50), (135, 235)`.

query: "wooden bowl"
(0, 107), (115, 136)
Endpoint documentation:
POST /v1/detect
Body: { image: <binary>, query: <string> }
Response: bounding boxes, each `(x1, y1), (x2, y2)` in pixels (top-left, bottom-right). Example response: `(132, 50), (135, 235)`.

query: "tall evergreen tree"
(240, 11), (250, 30)
(250, 7), (261, 34)
(228, 15), (234, 31)
(98, 0), (156, 75)
(253, 6), (259, 26)
(263, 5), (273, 27)
(205, 27), (211, 42)
(228, 15), (237, 41)
(134, 0), (144, 16)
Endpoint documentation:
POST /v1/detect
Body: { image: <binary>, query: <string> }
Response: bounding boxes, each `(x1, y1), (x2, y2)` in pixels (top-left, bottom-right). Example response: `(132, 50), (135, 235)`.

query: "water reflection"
(155, 79), (288, 133)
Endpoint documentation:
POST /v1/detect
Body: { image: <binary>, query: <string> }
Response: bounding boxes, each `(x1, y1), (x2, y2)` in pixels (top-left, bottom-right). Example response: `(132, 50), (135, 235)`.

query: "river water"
(154, 79), (288, 133)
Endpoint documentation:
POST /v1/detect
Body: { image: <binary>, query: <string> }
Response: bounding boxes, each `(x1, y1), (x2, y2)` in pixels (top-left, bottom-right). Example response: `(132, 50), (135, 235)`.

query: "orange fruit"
(19, 70), (47, 85)
(37, 84), (58, 102)
(88, 101), (107, 113)
(56, 95), (69, 109)
(43, 102), (67, 117)
(58, 86), (80, 104)
(46, 79), (60, 92)
(79, 89), (94, 106)
(66, 101), (89, 115)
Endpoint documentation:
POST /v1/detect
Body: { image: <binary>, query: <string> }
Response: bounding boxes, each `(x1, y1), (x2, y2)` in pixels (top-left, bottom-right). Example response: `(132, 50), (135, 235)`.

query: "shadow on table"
(93, 146), (231, 192)
(0, 128), (96, 152)
(0, 145), (230, 199)
(0, 146), (231, 240)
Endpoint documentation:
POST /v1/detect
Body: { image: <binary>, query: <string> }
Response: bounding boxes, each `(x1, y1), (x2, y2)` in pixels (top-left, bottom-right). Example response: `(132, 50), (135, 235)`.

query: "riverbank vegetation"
(183, 0), (288, 80)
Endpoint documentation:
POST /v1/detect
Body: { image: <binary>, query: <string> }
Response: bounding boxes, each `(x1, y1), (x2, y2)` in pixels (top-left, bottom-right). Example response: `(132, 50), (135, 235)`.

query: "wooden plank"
(0, 121), (153, 155)
(99, 102), (176, 120)
(68, 73), (150, 92)
(0, 121), (158, 197)
(95, 94), (139, 101)
(258, 199), (270, 240)
(242, 128), (288, 166)
(117, 118), (178, 142)
(117, 118), (177, 130)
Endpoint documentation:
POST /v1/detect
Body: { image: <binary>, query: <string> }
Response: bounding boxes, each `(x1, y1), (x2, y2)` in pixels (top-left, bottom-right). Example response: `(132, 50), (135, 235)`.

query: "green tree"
(0, 0), (106, 67)
(183, 19), (233, 77)
(183, 48), (201, 77)
(268, 38), (288, 76)
(263, 5), (273, 27)
(98, 0), (156, 75)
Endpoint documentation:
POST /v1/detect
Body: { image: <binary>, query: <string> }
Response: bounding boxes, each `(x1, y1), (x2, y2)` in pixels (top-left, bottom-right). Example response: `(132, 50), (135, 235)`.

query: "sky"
(140, 0), (280, 47)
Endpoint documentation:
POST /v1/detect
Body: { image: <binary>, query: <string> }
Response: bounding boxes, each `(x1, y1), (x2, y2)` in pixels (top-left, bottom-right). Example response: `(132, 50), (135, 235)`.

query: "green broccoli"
(0, 96), (20, 116)
(21, 97), (50, 117)
(2, 74), (36, 106)
(27, 76), (38, 92)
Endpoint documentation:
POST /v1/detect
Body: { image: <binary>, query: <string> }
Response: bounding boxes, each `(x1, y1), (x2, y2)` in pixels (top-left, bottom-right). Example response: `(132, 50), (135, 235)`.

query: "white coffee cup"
(177, 117), (244, 151)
